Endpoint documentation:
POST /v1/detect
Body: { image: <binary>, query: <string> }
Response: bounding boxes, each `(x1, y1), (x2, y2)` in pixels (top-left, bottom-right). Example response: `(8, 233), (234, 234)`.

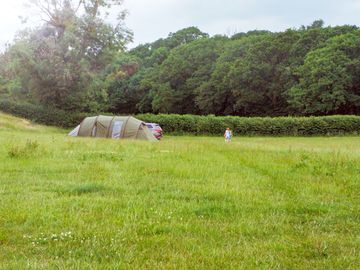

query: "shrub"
(136, 114), (360, 136)
(0, 99), (86, 128)
(1, 99), (360, 136)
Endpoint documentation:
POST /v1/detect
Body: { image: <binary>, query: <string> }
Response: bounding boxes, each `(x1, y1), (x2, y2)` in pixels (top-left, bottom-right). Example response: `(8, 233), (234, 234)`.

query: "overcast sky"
(1, 0), (360, 49)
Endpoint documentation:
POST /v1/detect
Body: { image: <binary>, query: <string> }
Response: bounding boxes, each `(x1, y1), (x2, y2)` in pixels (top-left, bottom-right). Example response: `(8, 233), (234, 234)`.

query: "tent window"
(112, 121), (123, 138)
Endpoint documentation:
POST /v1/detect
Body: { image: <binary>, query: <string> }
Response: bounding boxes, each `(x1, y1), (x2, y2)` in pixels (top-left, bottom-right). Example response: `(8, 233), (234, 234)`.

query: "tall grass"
(0, 113), (359, 269)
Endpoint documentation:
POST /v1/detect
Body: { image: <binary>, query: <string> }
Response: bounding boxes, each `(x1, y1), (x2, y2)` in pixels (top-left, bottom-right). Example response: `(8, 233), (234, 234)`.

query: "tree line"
(0, 2), (359, 117)
(114, 21), (360, 116)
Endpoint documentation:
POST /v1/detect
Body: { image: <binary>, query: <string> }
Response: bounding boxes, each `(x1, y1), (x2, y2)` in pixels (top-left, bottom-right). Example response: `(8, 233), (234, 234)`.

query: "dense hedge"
(1, 99), (360, 135)
(0, 99), (86, 128)
(136, 114), (360, 136)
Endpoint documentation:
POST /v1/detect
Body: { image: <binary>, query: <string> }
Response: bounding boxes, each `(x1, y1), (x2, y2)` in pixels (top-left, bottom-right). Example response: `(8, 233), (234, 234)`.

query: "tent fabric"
(69, 115), (157, 141)
(68, 125), (80, 137)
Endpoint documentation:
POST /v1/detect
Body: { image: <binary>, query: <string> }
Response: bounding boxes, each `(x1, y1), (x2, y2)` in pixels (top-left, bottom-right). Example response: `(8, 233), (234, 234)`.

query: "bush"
(0, 99), (86, 128)
(1, 99), (360, 136)
(136, 114), (360, 136)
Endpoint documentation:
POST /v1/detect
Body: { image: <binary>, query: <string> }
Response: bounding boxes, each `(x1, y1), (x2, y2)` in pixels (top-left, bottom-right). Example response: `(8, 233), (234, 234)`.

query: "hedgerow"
(0, 99), (86, 128)
(1, 99), (360, 135)
(136, 114), (360, 136)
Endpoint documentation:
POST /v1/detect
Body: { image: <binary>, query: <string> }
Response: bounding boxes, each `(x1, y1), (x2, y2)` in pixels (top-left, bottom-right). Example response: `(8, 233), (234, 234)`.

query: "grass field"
(0, 112), (359, 269)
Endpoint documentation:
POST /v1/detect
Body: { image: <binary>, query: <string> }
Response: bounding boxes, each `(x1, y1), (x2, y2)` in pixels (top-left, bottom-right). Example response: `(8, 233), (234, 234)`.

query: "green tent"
(68, 115), (157, 141)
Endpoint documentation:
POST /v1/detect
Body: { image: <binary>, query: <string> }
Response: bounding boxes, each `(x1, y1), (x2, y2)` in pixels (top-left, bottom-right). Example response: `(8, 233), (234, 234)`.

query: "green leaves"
(1, 0), (131, 113)
(124, 23), (360, 116)
(289, 32), (360, 115)
(2, 19), (360, 117)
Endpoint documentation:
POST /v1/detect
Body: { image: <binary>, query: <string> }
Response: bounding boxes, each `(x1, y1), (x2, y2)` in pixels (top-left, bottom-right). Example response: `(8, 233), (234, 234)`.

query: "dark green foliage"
(2, 99), (359, 136)
(289, 32), (360, 115)
(141, 38), (225, 114)
(108, 22), (360, 117)
(105, 54), (144, 114)
(136, 114), (360, 136)
(0, 99), (86, 128)
(130, 27), (209, 62)
(0, 0), (131, 112)
(1, 20), (360, 118)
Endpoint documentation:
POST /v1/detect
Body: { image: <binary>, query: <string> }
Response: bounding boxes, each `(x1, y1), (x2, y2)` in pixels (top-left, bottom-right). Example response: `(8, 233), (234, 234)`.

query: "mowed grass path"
(0, 113), (359, 269)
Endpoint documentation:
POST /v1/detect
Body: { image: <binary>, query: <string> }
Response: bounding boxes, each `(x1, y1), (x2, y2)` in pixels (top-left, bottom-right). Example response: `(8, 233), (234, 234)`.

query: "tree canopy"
(1, 15), (360, 116)
(1, 0), (131, 111)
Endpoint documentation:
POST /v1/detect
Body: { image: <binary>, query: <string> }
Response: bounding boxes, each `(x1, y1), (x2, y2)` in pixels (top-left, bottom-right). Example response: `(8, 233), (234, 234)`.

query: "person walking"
(224, 128), (232, 143)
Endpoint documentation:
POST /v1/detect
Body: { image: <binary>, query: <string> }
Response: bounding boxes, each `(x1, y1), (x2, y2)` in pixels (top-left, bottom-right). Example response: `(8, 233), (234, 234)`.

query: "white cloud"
(1, 0), (360, 49)
(123, 0), (360, 46)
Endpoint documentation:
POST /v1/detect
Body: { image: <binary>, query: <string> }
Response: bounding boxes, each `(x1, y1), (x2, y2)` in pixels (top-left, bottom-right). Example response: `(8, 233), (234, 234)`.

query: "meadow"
(0, 112), (359, 269)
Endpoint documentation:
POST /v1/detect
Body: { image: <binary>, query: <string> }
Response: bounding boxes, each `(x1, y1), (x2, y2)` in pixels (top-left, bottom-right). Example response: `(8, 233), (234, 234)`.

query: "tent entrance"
(111, 121), (123, 138)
